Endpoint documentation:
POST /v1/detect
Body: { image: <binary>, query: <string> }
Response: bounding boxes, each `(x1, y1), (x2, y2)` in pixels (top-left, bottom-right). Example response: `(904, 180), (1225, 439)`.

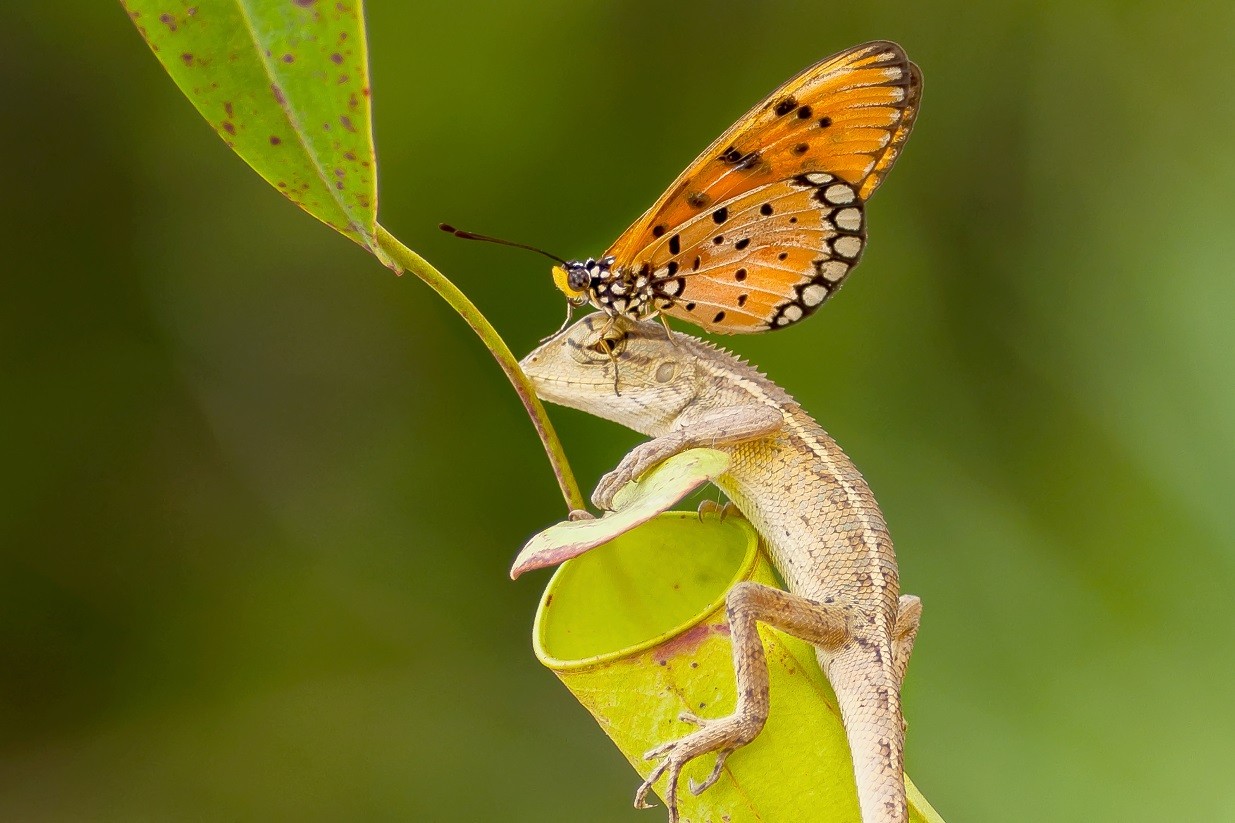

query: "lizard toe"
(688, 748), (732, 795)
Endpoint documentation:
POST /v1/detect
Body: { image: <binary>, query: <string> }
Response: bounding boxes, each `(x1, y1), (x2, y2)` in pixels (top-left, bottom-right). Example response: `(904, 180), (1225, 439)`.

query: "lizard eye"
(654, 361), (677, 383)
(589, 333), (627, 357)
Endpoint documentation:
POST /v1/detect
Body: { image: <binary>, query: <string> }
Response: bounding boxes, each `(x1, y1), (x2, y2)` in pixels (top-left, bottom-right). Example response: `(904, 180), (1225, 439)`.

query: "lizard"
(518, 313), (922, 823)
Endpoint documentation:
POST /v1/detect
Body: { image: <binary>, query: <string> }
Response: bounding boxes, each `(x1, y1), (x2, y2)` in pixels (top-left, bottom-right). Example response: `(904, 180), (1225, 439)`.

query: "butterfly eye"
(552, 263), (590, 299)
(567, 267), (591, 292)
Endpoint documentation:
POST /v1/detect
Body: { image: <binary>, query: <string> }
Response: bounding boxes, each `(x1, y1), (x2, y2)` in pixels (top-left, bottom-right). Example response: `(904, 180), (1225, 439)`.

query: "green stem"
(375, 224), (585, 513)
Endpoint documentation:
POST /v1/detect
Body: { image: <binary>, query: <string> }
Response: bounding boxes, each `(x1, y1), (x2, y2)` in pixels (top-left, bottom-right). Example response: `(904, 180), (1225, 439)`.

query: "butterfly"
(552, 41), (921, 334)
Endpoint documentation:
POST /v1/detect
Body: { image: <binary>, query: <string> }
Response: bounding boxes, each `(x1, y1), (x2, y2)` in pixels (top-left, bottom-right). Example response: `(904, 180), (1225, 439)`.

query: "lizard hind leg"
(635, 580), (854, 822)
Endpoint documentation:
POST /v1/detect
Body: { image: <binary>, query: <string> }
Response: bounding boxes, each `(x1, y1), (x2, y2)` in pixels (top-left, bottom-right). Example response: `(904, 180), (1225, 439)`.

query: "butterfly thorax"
(562, 255), (663, 322)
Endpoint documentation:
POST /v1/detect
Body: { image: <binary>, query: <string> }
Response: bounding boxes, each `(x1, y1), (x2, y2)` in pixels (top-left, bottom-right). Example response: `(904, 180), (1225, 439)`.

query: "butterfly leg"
(634, 581), (854, 822)
(540, 301), (576, 343)
(655, 312), (679, 346)
(607, 347), (621, 396)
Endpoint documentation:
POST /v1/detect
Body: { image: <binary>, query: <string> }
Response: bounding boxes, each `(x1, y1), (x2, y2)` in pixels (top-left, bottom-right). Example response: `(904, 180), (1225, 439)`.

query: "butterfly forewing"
(604, 41), (920, 334)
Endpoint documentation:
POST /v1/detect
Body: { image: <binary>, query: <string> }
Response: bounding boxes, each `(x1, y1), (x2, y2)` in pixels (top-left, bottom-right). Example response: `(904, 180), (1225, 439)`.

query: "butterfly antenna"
(439, 223), (567, 265)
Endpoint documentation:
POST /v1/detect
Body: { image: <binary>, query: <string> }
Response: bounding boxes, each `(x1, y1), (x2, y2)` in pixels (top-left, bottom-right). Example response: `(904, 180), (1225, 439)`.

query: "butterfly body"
(554, 41), (921, 335)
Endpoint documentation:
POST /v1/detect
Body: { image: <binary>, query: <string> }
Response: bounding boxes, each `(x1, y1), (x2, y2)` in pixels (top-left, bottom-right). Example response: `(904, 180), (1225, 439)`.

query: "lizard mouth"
(522, 373), (614, 405)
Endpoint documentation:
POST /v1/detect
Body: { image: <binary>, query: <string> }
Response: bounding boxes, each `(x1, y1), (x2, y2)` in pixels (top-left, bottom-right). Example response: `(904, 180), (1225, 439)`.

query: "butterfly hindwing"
(604, 41), (920, 333)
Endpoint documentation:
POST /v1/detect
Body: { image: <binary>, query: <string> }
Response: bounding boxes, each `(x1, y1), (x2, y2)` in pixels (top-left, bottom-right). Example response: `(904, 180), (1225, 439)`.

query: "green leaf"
(121, 0), (393, 266)
(510, 448), (731, 579)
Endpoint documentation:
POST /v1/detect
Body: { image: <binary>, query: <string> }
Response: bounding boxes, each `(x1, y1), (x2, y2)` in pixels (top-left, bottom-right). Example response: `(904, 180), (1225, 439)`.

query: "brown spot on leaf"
(221, 121), (235, 134)
(339, 116), (355, 132)
(271, 84), (286, 105)
(282, 53), (294, 63)
(330, 52), (344, 64)
(181, 53), (194, 65)
(223, 101), (234, 118)
(292, 0), (316, 6)
(269, 135), (282, 145)
(159, 12), (177, 31)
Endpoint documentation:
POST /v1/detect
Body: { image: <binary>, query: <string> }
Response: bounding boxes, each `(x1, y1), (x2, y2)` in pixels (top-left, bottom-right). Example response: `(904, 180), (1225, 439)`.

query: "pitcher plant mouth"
(532, 512), (759, 671)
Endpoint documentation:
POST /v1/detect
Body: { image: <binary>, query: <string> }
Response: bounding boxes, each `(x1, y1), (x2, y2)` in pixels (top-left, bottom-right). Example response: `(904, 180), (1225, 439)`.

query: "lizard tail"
(827, 648), (908, 823)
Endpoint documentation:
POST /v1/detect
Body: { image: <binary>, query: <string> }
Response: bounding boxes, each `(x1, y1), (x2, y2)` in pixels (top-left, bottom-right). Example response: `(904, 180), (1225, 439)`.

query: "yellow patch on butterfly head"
(552, 264), (589, 304)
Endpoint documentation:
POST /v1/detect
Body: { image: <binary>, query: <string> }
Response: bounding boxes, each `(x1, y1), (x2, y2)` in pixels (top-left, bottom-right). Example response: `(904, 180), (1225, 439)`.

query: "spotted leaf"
(121, 0), (394, 268)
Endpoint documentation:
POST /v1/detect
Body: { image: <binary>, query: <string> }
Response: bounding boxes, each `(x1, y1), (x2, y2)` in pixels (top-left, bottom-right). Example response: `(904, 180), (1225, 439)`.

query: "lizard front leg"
(592, 405), (782, 510)
(635, 580), (863, 822)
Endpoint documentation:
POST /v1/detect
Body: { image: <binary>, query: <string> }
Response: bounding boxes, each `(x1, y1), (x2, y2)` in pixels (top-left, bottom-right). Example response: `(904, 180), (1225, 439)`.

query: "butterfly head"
(552, 256), (614, 307)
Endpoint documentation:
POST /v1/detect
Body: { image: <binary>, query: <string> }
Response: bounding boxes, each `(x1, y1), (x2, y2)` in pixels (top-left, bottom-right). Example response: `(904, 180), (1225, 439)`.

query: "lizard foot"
(696, 499), (741, 522)
(592, 436), (683, 510)
(567, 508), (596, 522)
(632, 711), (753, 822)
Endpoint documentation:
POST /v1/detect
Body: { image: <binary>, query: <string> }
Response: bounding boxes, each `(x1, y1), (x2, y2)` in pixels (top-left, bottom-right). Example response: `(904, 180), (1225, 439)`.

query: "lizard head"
(520, 314), (699, 433)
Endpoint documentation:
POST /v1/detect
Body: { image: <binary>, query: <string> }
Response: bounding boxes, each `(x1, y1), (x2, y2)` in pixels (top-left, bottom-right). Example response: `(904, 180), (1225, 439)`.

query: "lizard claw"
(688, 749), (732, 795)
(697, 499), (741, 521)
(567, 508), (596, 522)
(634, 712), (738, 822)
(592, 439), (678, 510)
(635, 753), (683, 822)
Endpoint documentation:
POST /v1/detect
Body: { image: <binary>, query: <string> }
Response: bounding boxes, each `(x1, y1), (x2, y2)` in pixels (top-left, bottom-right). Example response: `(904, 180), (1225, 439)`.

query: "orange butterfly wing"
(606, 41), (921, 333)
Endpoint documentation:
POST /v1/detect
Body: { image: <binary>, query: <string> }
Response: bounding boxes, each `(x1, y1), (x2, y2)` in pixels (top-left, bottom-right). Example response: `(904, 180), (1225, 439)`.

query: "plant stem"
(375, 224), (585, 512)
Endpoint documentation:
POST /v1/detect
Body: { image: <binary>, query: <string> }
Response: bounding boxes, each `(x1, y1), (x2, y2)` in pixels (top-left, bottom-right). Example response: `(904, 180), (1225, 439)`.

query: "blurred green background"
(3, 2), (1234, 820)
